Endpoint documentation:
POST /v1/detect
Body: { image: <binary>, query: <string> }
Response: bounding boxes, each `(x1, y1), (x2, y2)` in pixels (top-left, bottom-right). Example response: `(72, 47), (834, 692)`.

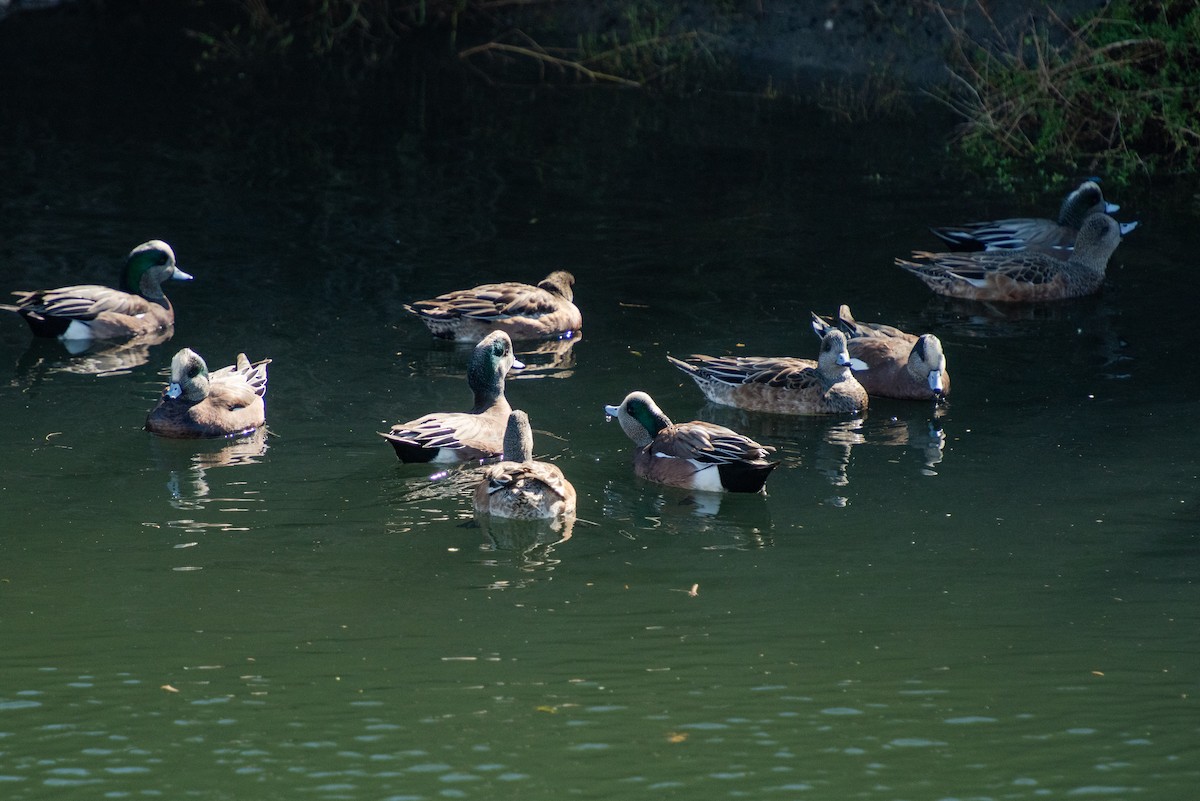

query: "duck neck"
(470, 377), (507, 414)
(504, 420), (533, 462)
(121, 269), (169, 307)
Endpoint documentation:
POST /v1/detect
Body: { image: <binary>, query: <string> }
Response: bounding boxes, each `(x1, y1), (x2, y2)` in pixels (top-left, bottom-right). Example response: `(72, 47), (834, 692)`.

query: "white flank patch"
(688, 460), (725, 493)
(60, 320), (95, 341)
(430, 448), (460, 464)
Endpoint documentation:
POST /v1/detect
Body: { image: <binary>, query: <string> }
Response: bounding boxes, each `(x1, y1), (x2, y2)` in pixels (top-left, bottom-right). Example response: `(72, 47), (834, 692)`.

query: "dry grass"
(932, 0), (1200, 186)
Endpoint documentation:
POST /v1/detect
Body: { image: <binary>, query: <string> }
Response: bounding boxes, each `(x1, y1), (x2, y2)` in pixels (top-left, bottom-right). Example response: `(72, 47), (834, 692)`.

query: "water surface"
(1, 76), (1198, 800)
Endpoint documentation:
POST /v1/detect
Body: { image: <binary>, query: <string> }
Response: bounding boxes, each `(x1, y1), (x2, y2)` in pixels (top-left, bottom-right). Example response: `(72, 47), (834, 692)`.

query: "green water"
(1, 71), (1198, 799)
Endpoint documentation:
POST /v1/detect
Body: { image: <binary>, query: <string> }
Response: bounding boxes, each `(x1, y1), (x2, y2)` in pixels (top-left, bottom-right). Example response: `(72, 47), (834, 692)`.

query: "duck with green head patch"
(604, 391), (778, 493)
(382, 330), (524, 463)
(404, 271), (581, 342)
(898, 212), (1123, 302)
(811, 305), (948, 401)
(474, 410), (577, 521)
(930, 179), (1137, 254)
(1, 240), (192, 341)
(667, 329), (869, 415)
(145, 348), (270, 439)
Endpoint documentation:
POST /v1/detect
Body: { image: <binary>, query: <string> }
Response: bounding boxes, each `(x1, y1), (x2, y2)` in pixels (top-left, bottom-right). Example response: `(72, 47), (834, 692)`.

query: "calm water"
(1, 68), (1199, 799)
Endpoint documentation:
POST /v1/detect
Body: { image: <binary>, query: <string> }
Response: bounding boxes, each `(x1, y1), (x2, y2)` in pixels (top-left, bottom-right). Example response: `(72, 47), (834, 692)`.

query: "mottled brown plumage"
(145, 348), (269, 439)
(811, 305), (949, 400)
(474, 411), (577, 521)
(898, 213), (1123, 302)
(604, 391), (778, 493)
(405, 271), (582, 342)
(668, 330), (868, 415)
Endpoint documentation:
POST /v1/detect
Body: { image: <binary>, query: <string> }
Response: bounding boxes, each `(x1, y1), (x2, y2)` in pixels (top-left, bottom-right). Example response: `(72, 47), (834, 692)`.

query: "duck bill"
(171, 268), (194, 281)
(603, 404), (620, 419)
(510, 358), (526, 371)
(166, 382), (183, 399)
(928, 370), (944, 394)
(1104, 201), (1120, 213)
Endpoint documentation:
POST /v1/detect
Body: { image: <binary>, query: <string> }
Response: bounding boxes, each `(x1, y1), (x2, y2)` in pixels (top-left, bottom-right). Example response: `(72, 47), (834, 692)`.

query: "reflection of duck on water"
(477, 514), (575, 574)
(152, 427), (270, 506)
(406, 333), (581, 382)
(14, 327), (174, 381)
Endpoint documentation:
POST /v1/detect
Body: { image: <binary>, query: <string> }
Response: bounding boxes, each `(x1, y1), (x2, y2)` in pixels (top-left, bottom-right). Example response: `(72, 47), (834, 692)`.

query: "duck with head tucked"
(474, 410), (577, 521)
(2, 240), (192, 341)
(929, 179), (1136, 253)
(145, 348), (270, 439)
(382, 330), (524, 463)
(404, 271), (581, 342)
(667, 329), (869, 415)
(811, 305), (949, 401)
(898, 212), (1123, 302)
(604, 391), (778, 493)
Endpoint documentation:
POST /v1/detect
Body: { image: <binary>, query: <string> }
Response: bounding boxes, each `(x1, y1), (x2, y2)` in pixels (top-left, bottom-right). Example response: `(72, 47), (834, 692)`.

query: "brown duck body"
(146, 352), (269, 439)
(474, 410), (576, 520)
(811, 306), (949, 401)
(381, 331), (523, 463)
(2, 241), (191, 341)
(898, 213), (1123, 302)
(5, 285), (176, 339)
(605, 391), (778, 493)
(474, 461), (576, 519)
(405, 271), (582, 342)
(667, 330), (868, 416)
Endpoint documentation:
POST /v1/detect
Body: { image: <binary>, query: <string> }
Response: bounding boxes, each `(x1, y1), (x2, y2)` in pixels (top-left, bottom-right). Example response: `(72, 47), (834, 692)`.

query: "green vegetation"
(937, 0), (1200, 188)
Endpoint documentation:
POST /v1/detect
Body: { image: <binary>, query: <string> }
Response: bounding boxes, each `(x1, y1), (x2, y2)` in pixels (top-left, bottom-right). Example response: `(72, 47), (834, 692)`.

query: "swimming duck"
(930, 180), (1135, 253)
(405, 271), (582, 342)
(811, 305), (949, 400)
(603, 391), (778, 493)
(2, 240), (192, 341)
(474, 410), (577, 520)
(381, 330), (524, 463)
(145, 348), (270, 439)
(667, 330), (869, 415)
(897, 212), (1123, 302)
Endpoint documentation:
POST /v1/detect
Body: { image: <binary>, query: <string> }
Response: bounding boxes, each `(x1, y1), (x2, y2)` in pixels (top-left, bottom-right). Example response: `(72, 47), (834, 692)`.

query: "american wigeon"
(2, 240), (192, 341)
(930, 180), (1135, 253)
(381, 330), (524, 463)
(405, 271), (582, 342)
(667, 330), (869, 415)
(473, 410), (577, 520)
(811, 305), (949, 400)
(603, 391), (778, 493)
(898, 212), (1123, 302)
(145, 348), (270, 439)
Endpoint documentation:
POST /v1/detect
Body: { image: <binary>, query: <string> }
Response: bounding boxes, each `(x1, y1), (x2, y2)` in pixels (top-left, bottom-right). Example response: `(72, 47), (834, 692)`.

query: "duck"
(604, 391), (778, 493)
(897, 212), (1123, 302)
(474, 410), (577, 520)
(2, 240), (193, 341)
(381, 330), (524, 463)
(666, 330), (869, 415)
(404, 271), (581, 342)
(811, 305), (949, 400)
(929, 180), (1136, 253)
(145, 348), (270, 439)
